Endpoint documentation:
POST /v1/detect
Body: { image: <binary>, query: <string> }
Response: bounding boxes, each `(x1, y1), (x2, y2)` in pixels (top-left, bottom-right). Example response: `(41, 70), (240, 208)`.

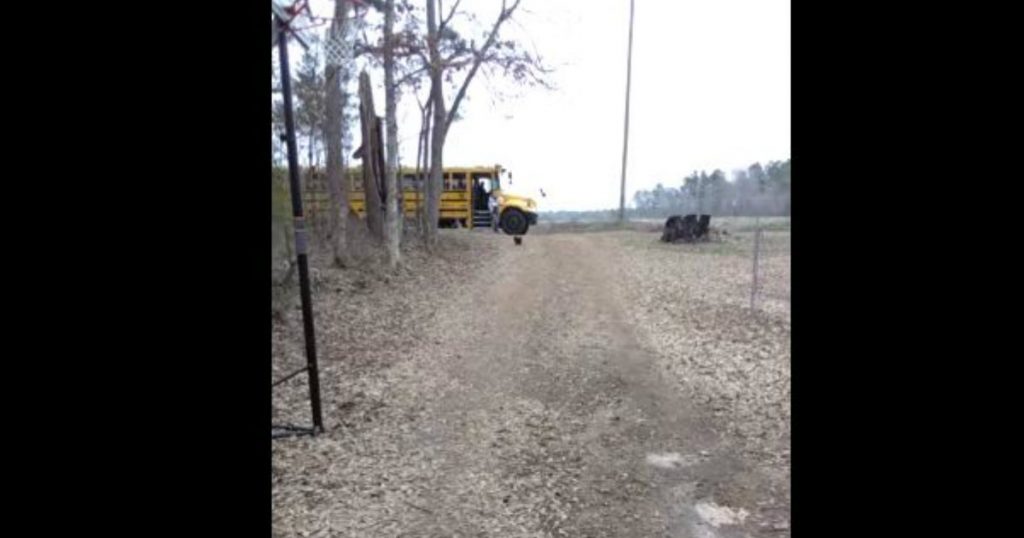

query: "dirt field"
(273, 224), (790, 537)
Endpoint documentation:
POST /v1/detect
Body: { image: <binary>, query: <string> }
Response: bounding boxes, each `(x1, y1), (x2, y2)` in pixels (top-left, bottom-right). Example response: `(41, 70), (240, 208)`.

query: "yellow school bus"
(347, 164), (538, 235)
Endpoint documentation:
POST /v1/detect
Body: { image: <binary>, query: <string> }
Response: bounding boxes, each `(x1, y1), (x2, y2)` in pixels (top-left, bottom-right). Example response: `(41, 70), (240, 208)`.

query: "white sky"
(294, 0), (790, 211)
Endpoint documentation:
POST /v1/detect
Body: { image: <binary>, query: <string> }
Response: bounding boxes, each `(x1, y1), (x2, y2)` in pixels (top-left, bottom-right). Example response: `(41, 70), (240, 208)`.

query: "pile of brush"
(661, 214), (711, 243)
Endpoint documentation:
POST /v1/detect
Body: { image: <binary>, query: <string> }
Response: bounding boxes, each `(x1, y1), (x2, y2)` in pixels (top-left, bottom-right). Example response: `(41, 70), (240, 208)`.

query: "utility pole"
(618, 0), (635, 223)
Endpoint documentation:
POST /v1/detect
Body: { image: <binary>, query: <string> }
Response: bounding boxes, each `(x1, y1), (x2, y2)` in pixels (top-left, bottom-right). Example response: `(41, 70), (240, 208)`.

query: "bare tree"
(295, 37), (326, 168)
(425, 0), (445, 246)
(414, 95), (433, 235)
(421, 0), (543, 245)
(338, 0), (546, 247)
(325, 0), (352, 267)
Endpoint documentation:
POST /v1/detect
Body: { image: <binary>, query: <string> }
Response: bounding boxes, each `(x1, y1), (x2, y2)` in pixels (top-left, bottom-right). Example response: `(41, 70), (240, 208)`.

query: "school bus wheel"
(501, 208), (529, 235)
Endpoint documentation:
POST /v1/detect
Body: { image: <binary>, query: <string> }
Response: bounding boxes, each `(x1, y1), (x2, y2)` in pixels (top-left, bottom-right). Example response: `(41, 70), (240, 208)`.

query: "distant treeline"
(631, 160), (790, 218)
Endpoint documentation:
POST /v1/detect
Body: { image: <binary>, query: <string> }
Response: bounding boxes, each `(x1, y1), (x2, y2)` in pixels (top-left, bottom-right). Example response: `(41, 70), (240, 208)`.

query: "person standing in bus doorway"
(488, 187), (500, 233)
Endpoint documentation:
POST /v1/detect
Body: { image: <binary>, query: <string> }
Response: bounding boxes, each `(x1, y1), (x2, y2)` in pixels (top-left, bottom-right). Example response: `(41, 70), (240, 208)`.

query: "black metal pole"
(276, 21), (324, 433)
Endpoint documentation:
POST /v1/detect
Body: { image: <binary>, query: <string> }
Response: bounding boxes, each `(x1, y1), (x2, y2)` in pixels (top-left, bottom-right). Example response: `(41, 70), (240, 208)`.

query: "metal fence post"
(751, 217), (762, 310)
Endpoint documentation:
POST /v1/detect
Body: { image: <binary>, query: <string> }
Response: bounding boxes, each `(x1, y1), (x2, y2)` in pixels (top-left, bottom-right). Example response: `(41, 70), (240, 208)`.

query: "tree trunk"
(308, 129), (314, 168)
(324, 0), (350, 268)
(425, 0), (445, 246)
(383, 0), (400, 267)
(427, 93), (445, 245)
(414, 99), (431, 237)
(358, 71), (384, 240)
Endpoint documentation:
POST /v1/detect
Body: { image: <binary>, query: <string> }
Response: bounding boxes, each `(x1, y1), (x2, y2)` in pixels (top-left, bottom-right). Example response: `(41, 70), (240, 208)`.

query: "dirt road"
(273, 229), (790, 537)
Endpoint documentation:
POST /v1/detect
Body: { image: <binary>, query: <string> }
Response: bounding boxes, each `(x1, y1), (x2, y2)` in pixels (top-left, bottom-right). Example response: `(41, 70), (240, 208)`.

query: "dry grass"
(607, 227), (790, 479)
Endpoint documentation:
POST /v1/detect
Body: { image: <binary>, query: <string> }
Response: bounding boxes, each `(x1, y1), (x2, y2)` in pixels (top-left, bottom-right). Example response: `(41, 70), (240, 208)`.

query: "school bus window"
(401, 174), (420, 190)
(450, 172), (467, 191)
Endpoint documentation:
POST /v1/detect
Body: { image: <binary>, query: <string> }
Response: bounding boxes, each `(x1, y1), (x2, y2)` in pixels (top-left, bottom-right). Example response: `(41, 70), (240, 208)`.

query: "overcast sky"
(293, 0), (790, 211)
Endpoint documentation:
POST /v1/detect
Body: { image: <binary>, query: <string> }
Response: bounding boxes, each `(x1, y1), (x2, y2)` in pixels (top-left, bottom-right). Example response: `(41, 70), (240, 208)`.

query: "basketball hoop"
(323, 5), (367, 69)
(323, 29), (350, 68)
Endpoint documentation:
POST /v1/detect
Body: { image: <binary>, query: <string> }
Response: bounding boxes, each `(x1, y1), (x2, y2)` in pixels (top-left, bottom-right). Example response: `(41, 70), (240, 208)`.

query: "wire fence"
(732, 217), (791, 313)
